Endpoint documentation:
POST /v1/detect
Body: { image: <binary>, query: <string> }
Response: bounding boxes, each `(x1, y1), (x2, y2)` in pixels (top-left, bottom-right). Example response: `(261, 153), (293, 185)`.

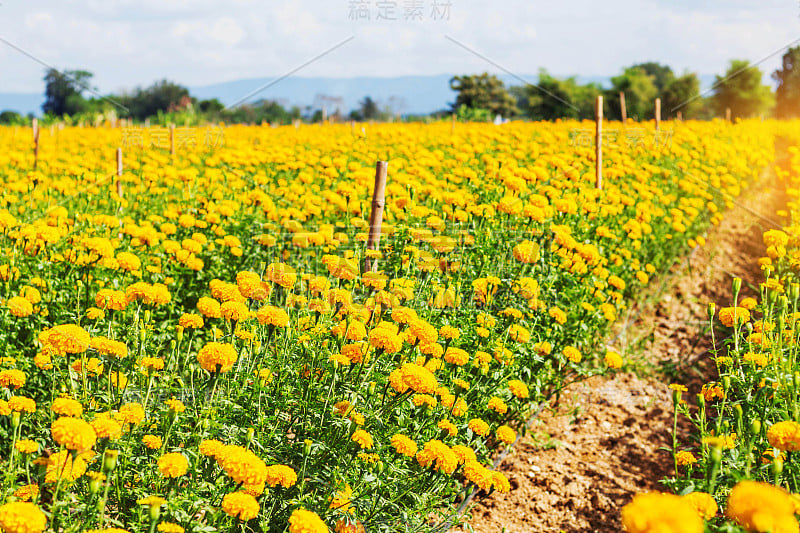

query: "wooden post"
(451, 113), (456, 134)
(116, 148), (123, 198)
(169, 124), (175, 155)
(365, 161), (389, 272)
(32, 118), (40, 171)
(595, 96), (603, 190)
(655, 98), (661, 132)
(677, 111), (682, 122)
(619, 92), (627, 125)
(725, 107), (731, 122)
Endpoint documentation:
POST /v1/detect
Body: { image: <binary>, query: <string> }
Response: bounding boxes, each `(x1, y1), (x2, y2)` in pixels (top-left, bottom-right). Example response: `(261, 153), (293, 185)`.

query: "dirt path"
(460, 164), (787, 533)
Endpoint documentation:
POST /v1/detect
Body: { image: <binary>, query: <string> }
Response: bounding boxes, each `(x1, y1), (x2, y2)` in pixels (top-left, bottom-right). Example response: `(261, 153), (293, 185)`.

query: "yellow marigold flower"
(165, 398), (186, 412)
(389, 363), (437, 394)
(12, 484), (39, 502)
(508, 379), (529, 399)
(621, 492), (703, 533)
(119, 403), (145, 425)
(726, 480), (798, 533)
(256, 305), (290, 327)
(701, 383), (725, 402)
(330, 483), (353, 513)
(438, 419), (457, 437)
(0, 502), (47, 533)
(512, 240), (540, 263)
(675, 450), (697, 467)
(416, 439), (458, 474)
(51, 416), (96, 451)
(767, 421), (800, 452)
(86, 307), (105, 320)
(157, 523), (185, 533)
(9, 395), (35, 413)
(351, 429), (374, 449)
(563, 346), (581, 363)
(199, 439), (224, 458)
(196, 297), (222, 318)
(0, 369), (25, 389)
(264, 464), (297, 488)
(487, 397), (508, 414)
(7, 297), (33, 318)
(391, 434), (418, 457)
(548, 306), (567, 324)
(41, 324), (91, 354)
(467, 418), (489, 436)
(91, 414), (123, 440)
(288, 509), (328, 533)
(179, 313), (205, 329)
(95, 289), (128, 311)
(217, 445), (268, 486)
(463, 460), (494, 490)
(740, 297), (758, 310)
(196, 342), (237, 373)
(604, 351), (623, 369)
(45, 450), (90, 483)
(222, 492), (260, 521)
(142, 435), (162, 449)
(15, 440), (38, 454)
(718, 306), (750, 327)
(496, 425), (516, 444)
(683, 492), (717, 520)
(137, 496), (166, 507)
(451, 445), (477, 465)
(157, 453), (188, 478)
(91, 336), (128, 358)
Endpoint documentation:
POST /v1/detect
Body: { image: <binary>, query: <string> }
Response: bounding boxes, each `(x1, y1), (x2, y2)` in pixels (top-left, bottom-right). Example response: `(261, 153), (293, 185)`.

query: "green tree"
(632, 62), (674, 93)
(42, 68), (93, 116)
(711, 59), (773, 119)
(118, 80), (191, 121)
(450, 73), (518, 118)
(773, 46), (800, 119)
(0, 110), (24, 125)
(513, 70), (601, 121)
(606, 67), (658, 121)
(662, 73), (702, 119)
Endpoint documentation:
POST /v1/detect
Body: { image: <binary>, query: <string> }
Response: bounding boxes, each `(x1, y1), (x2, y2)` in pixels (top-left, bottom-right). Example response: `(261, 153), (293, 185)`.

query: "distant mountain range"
(0, 73), (719, 117)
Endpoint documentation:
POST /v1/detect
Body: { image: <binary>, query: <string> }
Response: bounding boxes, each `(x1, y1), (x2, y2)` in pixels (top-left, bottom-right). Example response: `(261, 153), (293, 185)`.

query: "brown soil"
(459, 165), (788, 533)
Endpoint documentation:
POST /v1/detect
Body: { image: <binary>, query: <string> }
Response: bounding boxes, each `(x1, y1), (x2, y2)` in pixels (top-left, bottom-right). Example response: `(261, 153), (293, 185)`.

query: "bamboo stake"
(116, 148), (123, 198)
(677, 111), (682, 122)
(619, 92), (627, 125)
(725, 107), (731, 122)
(169, 124), (175, 155)
(365, 161), (389, 272)
(595, 96), (603, 190)
(32, 118), (40, 171)
(451, 113), (456, 134)
(655, 98), (661, 132)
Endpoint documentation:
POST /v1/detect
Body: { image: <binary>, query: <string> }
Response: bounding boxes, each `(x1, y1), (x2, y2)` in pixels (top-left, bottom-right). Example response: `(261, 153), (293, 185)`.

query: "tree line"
(1, 47), (799, 125)
(450, 52), (788, 121)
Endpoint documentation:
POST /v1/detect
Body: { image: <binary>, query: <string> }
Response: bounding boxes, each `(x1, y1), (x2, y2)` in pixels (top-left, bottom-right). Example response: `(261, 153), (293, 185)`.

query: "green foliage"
(450, 73), (519, 118)
(662, 73), (703, 119)
(0, 111), (25, 125)
(42, 68), (94, 117)
(773, 46), (800, 119)
(711, 60), (774, 119)
(606, 67), (658, 121)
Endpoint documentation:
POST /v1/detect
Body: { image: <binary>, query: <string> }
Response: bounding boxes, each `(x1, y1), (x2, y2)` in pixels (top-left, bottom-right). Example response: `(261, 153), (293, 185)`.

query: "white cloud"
(0, 0), (797, 94)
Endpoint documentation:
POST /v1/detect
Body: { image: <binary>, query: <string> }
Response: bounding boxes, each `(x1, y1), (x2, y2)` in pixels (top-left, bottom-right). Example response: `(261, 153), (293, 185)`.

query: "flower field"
(622, 123), (800, 533)
(0, 119), (781, 533)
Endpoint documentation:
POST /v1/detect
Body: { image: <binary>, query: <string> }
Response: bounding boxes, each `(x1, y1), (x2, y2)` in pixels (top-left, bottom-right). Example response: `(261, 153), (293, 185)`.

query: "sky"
(1, 0), (798, 94)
